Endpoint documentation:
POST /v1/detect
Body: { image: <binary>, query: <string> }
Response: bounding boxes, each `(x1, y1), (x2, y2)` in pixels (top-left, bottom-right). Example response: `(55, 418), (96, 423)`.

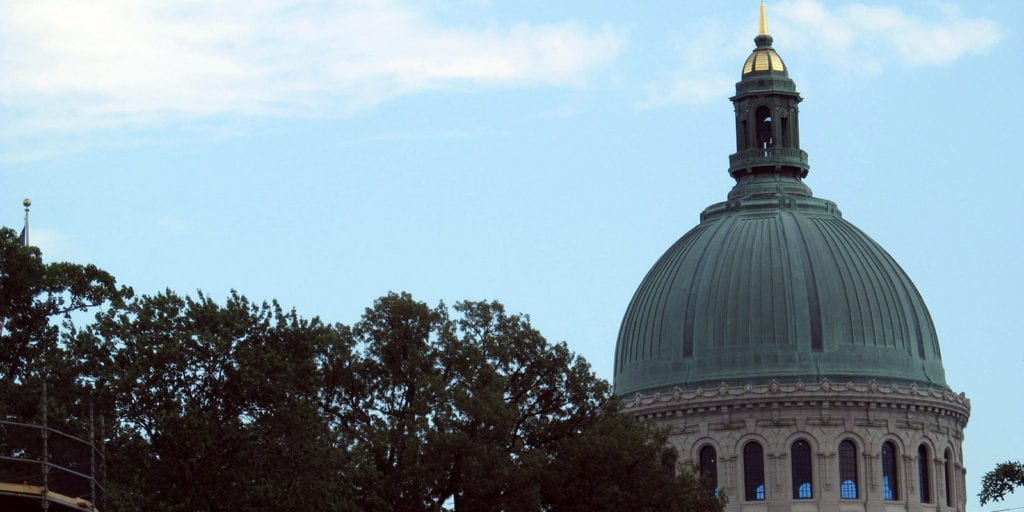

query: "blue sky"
(2, 1), (1021, 509)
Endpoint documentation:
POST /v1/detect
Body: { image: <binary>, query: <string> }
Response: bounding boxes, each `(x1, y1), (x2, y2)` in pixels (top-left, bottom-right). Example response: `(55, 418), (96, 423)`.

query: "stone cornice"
(623, 379), (970, 425)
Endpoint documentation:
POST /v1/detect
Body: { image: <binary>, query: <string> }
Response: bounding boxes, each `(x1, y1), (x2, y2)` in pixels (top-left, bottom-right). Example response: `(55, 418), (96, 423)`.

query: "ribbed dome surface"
(615, 176), (947, 396)
(742, 47), (786, 75)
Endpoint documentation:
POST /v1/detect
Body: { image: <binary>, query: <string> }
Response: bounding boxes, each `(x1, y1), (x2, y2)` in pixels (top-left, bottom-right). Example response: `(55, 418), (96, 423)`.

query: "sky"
(2, 0), (1021, 509)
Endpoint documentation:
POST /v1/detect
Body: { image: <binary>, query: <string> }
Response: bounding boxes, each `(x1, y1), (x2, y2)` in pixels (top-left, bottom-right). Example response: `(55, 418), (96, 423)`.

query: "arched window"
(700, 445), (718, 496)
(744, 442), (766, 501)
(838, 440), (858, 499)
(882, 441), (899, 500)
(791, 440), (813, 499)
(919, 445), (932, 503)
(944, 449), (954, 507)
(756, 106), (773, 149)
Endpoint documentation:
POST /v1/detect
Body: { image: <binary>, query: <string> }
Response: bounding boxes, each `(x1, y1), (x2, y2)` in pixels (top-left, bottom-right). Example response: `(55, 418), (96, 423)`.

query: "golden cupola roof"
(742, 3), (787, 76)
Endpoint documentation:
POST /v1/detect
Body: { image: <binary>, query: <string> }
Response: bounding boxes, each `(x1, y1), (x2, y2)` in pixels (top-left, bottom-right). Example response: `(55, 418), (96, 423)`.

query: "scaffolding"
(0, 396), (104, 511)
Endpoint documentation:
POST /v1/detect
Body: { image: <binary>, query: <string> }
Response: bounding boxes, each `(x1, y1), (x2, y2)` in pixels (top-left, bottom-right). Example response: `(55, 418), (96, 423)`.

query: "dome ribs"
(616, 224), (707, 370)
(849, 220), (939, 362)
(614, 203), (949, 393)
(685, 220), (730, 359)
(837, 219), (912, 355)
(822, 217), (873, 347)
(656, 225), (707, 359)
(789, 214), (825, 353)
(719, 215), (752, 350)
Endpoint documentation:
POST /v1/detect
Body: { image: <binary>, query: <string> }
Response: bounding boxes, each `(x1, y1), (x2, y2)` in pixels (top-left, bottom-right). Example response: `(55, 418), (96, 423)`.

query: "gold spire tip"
(759, 2), (770, 36)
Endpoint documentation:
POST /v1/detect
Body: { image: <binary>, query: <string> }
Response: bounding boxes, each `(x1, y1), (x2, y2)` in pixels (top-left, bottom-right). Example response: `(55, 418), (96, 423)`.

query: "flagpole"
(1, 198), (31, 338)
(21, 198), (31, 247)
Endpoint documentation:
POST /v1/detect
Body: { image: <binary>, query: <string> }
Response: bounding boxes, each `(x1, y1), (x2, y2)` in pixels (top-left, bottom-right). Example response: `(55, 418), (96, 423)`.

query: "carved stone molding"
(625, 379), (970, 426)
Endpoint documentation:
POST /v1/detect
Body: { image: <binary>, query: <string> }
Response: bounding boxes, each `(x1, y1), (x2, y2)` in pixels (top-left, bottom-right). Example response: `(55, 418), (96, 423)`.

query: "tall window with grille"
(919, 445), (932, 503)
(700, 445), (719, 496)
(791, 440), (813, 499)
(882, 441), (900, 500)
(944, 449), (954, 507)
(838, 440), (858, 499)
(744, 442), (766, 501)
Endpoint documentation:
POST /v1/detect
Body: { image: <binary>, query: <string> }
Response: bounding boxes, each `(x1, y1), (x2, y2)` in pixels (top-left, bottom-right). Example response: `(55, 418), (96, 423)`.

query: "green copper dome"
(614, 10), (948, 397)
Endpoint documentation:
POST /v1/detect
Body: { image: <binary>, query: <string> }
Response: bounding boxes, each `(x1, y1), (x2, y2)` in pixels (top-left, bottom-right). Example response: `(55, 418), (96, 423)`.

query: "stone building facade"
(613, 6), (969, 512)
(627, 381), (969, 512)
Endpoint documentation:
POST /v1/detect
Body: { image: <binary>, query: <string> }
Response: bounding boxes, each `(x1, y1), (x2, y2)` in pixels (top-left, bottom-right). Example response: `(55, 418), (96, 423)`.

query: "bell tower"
(728, 3), (809, 181)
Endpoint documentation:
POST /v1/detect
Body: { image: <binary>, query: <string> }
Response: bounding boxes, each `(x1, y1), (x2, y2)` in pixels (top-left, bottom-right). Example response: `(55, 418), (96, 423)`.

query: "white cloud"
(0, 0), (624, 132)
(775, 0), (1002, 69)
(647, 1), (1001, 107)
(26, 227), (79, 262)
(642, 20), (749, 108)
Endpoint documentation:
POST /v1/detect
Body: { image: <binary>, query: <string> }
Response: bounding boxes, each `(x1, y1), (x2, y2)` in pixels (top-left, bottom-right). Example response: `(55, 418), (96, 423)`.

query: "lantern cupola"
(728, 3), (809, 181)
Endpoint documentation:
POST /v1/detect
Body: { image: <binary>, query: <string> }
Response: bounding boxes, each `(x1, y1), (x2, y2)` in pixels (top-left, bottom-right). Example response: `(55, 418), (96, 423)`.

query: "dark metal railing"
(729, 147), (809, 170)
(0, 418), (104, 511)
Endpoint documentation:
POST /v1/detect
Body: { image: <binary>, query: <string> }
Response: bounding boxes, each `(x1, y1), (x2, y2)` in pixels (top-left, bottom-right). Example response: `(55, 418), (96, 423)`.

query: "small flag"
(19, 198), (30, 247)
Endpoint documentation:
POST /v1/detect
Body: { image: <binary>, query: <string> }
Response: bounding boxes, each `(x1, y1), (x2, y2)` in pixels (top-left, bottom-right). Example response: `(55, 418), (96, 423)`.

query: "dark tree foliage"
(326, 294), (614, 511)
(324, 293), (723, 512)
(1, 229), (725, 512)
(980, 461), (1024, 505)
(541, 403), (724, 512)
(0, 226), (129, 429)
(80, 291), (351, 512)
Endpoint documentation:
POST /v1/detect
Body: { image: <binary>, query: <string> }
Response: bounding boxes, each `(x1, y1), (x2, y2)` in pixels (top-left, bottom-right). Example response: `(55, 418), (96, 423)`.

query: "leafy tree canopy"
(1, 228), (724, 512)
(980, 461), (1024, 506)
(0, 226), (130, 424)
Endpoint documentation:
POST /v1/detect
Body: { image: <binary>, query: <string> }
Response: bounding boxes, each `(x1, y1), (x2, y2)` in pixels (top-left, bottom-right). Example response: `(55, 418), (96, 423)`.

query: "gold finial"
(23, 198), (31, 208)
(759, 2), (770, 36)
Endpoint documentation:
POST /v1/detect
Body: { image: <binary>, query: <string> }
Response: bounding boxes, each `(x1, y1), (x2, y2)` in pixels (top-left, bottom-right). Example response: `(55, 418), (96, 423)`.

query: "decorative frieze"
(626, 379), (970, 426)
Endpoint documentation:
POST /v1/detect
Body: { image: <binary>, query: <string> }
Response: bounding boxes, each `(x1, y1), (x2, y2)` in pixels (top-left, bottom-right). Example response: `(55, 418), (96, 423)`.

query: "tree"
(80, 290), (352, 512)
(0, 226), (131, 509)
(540, 403), (723, 512)
(323, 293), (608, 511)
(0, 226), (128, 426)
(3, 229), (723, 512)
(325, 292), (724, 512)
(980, 461), (1024, 505)
(83, 290), (722, 512)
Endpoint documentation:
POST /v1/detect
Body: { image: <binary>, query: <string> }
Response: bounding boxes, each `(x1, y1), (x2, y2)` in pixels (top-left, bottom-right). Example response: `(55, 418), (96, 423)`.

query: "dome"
(742, 45), (786, 75)
(615, 174), (947, 396)
(614, 8), (968, 512)
(613, 4), (950, 398)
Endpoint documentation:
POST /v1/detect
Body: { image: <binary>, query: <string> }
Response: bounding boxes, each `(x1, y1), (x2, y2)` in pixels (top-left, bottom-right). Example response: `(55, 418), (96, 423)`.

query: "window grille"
(744, 442), (766, 501)
(838, 440), (858, 499)
(700, 445), (718, 496)
(944, 449), (954, 507)
(919, 445), (932, 503)
(882, 441), (899, 500)
(791, 440), (813, 499)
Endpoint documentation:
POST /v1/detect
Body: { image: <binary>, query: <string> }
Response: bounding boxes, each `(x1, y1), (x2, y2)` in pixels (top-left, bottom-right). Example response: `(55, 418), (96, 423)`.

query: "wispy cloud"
(775, 0), (1001, 69)
(642, 20), (749, 108)
(157, 215), (188, 236)
(26, 227), (80, 262)
(647, 1), (1001, 107)
(0, 1), (624, 133)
